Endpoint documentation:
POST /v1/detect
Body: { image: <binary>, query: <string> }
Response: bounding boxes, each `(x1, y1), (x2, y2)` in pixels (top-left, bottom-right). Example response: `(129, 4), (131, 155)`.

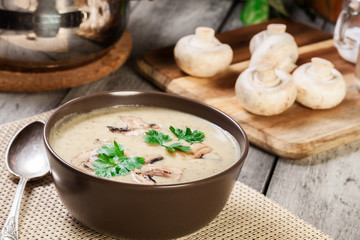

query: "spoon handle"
(0, 177), (28, 240)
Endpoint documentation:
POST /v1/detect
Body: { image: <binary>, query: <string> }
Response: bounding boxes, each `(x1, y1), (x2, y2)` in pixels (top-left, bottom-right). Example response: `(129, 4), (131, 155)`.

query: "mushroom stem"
(195, 27), (215, 42)
(307, 57), (334, 81)
(255, 63), (280, 88)
(267, 24), (287, 34)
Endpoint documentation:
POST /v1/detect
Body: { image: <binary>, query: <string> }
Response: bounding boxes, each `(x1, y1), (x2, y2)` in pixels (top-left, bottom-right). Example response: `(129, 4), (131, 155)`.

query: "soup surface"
(49, 106), (240, 185)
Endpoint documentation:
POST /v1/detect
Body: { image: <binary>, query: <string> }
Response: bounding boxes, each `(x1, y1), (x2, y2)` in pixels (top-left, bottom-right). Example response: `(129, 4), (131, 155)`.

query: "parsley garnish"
(143, 130), (172, 146)
(166, 142), (192, 152)
(169, 126), (204, 143)
(144, 129), (191, 152)
(92, 141), (145, 178)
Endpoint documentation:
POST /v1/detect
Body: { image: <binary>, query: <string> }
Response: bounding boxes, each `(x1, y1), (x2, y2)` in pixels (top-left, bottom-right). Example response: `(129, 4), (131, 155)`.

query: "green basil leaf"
(240, 0), (269, 25)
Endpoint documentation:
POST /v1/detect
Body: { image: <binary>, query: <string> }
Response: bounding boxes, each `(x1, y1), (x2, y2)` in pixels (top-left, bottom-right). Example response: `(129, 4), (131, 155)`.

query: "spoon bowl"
(6, 121), (49, 179)
(0, 121), (49, 240)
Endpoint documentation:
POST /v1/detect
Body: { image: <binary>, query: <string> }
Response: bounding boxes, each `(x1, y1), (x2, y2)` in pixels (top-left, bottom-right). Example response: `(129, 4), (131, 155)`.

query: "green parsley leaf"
(143, 129), (172, 145)
(97, 141), (124, 157)
(166, 142), (192, 152)
(93, 167), (112, 178)
(169, 126), (204, 143)
(92, 141), (145, 178)
(144, 129), (191, 152)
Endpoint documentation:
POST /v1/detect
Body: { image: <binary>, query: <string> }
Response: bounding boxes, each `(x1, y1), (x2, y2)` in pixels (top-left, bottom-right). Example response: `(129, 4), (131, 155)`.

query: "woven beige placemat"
(0, 111), (333, 240)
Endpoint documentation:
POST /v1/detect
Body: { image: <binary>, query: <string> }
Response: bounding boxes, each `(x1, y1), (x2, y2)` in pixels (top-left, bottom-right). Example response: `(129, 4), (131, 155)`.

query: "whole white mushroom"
(249, 24), (298, 73)
(174, 27), (233, 78)
(235, 63), (297, 116)
(292, 57), (346, 109)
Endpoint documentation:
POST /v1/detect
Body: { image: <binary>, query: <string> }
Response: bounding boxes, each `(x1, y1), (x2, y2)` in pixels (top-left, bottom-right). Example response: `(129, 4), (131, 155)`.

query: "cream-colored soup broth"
(49, 106), (240, 185)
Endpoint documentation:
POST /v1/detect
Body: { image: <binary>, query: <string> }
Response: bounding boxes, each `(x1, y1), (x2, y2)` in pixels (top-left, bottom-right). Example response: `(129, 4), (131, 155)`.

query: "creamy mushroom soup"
(49, 106), (240, 185)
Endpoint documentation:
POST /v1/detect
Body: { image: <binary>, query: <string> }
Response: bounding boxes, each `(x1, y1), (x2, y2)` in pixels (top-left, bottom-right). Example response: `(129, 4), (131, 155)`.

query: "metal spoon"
(0, 121), (49, 240)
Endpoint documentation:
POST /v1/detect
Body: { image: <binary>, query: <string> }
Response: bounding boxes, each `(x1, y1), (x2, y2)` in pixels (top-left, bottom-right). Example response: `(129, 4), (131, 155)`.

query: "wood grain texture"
(127, 0), (233, 61)
(267, 140), (360, 240)
(0, 30), (132, 92)
(136, 19), (360, 159)
(2, 1), (357, 239)
(59, 64), (158, 104)
(0, 90), (66, 125)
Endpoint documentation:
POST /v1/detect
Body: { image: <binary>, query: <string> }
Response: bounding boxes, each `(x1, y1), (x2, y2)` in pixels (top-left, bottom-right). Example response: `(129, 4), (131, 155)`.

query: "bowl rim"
(43, 90), (249, 189)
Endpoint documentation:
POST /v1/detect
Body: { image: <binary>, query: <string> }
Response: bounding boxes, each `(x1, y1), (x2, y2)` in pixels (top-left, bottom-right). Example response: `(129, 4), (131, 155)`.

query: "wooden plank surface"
(268, 140), (360, 239)
(3, 1), (358, 240)
(0, 90), (66, 124)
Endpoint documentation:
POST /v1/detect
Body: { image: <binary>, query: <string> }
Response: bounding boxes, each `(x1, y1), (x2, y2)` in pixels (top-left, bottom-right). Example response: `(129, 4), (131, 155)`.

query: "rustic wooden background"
(1, 1), (358, 240)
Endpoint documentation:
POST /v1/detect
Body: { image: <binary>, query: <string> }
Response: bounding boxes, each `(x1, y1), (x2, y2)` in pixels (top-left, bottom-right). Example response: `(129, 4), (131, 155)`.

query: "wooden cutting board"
(136, 19), (360, 159)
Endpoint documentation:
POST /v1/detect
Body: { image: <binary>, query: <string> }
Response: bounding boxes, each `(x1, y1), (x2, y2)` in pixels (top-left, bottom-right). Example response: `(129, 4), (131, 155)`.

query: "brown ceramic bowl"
(43, 90), (248, 239)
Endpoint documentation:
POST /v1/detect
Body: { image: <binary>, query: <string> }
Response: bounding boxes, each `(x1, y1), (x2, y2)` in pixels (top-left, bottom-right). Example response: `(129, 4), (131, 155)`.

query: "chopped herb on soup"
(143, 129), (192, 152)
(92, 141), (145, 178)
(169, 126), (204, 143)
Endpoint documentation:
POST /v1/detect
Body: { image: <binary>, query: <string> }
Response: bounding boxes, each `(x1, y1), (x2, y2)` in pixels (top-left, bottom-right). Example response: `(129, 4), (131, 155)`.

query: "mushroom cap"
(249, 24), (298, 73)
(174, 27), (233, 78)
(293, 58), (346, 109)
(235, 64), (297, 116)
(249, 24), (287, 53)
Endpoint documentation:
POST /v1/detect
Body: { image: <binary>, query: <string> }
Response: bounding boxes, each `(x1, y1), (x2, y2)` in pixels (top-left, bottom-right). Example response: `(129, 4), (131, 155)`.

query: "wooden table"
(0, 1), (358, 239)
